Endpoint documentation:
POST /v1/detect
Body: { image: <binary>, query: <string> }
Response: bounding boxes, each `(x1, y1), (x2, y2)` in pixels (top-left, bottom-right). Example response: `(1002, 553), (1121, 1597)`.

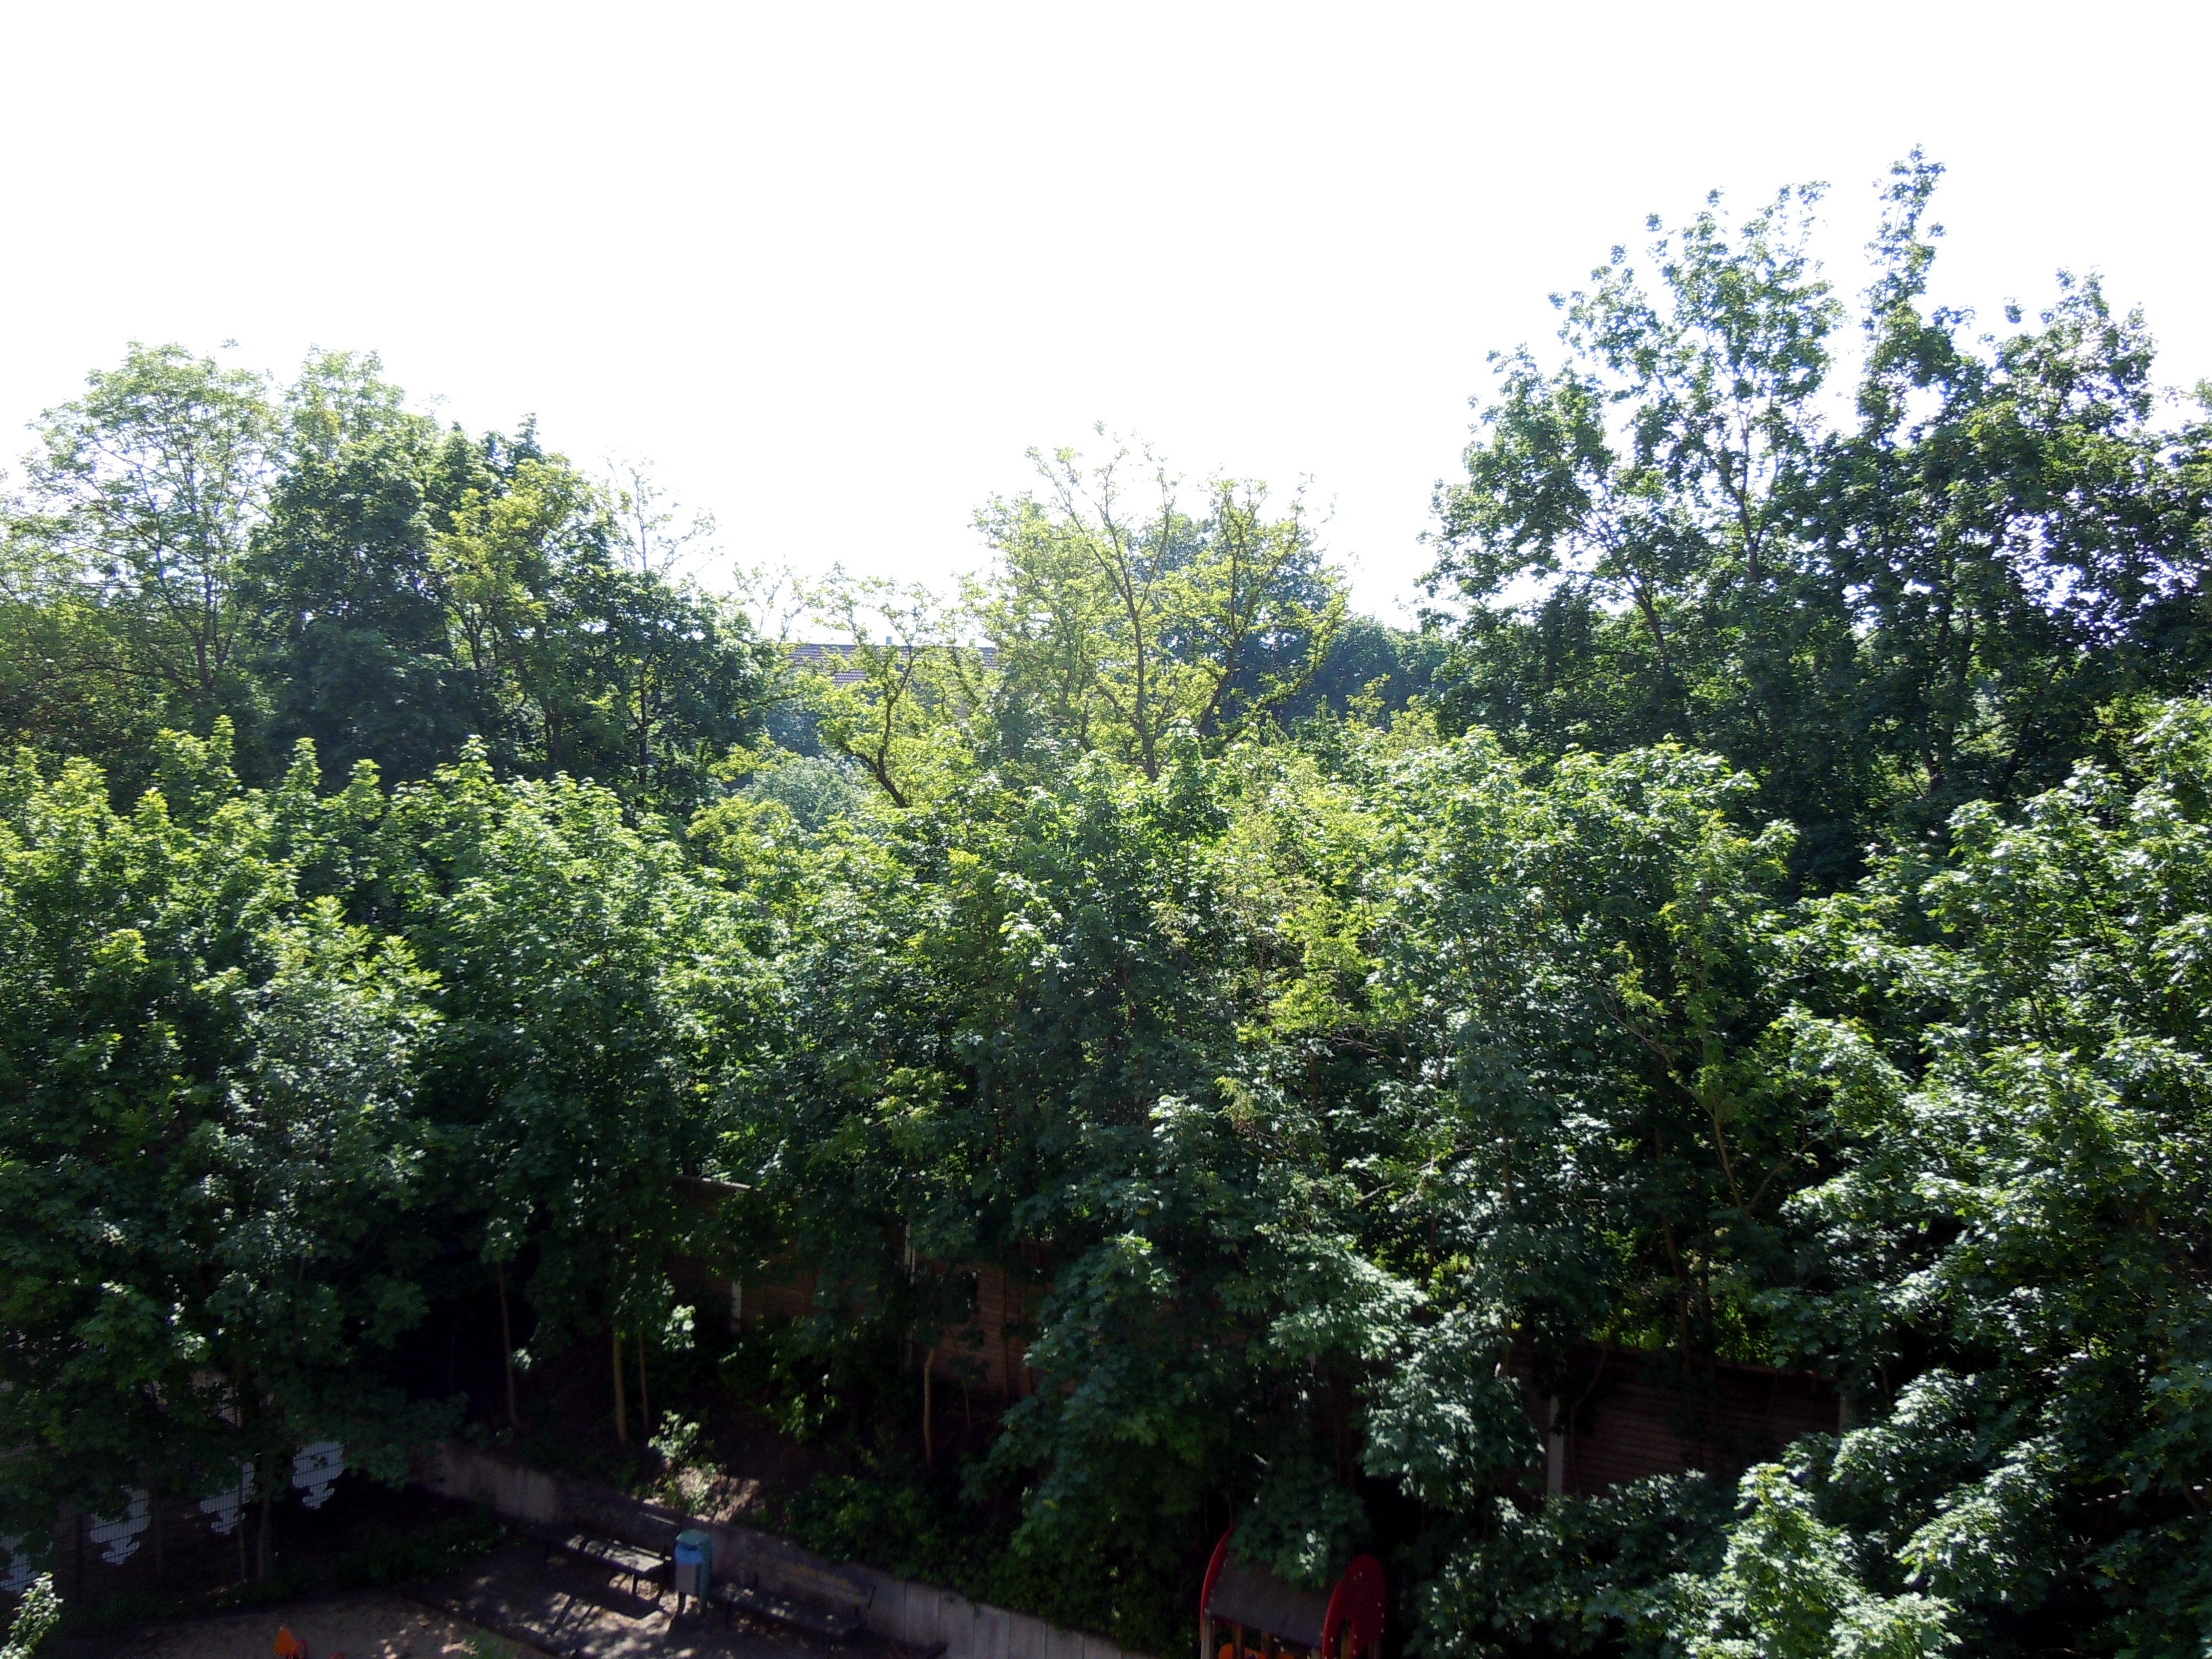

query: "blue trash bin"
(673, 1529), (713, 1602)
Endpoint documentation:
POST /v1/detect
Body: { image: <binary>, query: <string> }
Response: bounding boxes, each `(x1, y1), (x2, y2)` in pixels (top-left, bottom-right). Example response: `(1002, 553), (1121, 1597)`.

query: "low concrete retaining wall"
(415, 1442), (1157, 1659)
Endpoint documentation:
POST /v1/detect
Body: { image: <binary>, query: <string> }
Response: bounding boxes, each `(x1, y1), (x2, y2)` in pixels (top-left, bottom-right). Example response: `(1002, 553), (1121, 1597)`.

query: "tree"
(980, 436), (1345, 777)
(0, 727), (446, 1577)
(1400, 699), (2212, 1653)
(0, 719), (762, 1559)
(1427, 183), (1869, 880)
(366, 749), (762, 1443)
(796, 573), (991, 808)
(1746, 700), (2212, 1651)
(1365, 734), (1805, 1382)
(0, 503), (171, 795)
(256, 382), (772, 814)
(433, 450), (771, 813)
(5, 345), (278, 777)
(1278, 614), (1445, 724)
(1817, 157), (2212, 835)
(244, 351), (489, 783)
(1427, 157), (2212, 886)
(598, 464), (769, 814)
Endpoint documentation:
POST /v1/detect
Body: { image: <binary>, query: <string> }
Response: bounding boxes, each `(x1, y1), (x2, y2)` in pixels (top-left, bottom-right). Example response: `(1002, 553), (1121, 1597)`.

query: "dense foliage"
(5, 159), (2212, 1655)
(1, 348), (772, 813)
(1429, 157), (2212, 886)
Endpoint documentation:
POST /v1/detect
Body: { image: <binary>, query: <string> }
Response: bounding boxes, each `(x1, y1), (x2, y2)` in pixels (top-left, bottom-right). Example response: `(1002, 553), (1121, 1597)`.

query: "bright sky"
(2, 1), (2206, 619)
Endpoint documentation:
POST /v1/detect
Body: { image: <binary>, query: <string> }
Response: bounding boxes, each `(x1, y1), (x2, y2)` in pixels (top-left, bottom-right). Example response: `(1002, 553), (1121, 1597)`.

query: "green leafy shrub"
(3, 1575), (61, 1657)
(212, 1566), (316, 1610)
(335, 1509), (505, 1588)
(1413, 1474), (1731, 1659)
(782, 1469), (1182, 1658)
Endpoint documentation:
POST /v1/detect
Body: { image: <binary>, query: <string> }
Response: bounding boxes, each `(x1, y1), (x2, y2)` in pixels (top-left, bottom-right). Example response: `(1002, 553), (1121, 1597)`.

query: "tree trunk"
(256, 1480), (273, 1581)
(612, 1328), (629, 1447)
(637, 1337), (651, 1440)
(497, 1258), (519, 1431)
(922, 1348), (935, 1472)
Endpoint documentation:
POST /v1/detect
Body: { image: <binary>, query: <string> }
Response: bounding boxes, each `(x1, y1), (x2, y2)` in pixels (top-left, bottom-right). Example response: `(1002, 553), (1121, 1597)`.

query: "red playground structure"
(1198, 1532), (1385, 1659)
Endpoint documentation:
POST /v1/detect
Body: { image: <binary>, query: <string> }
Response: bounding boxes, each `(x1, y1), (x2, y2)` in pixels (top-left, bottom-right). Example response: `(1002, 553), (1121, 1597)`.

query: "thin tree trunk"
(256, 1480), (272, 1581)
(497, 1259), (519, 1431)
(922, 1348), (935, 1472)
(637, 1337), (651, 1440)
(612, 1328), (629, 1447)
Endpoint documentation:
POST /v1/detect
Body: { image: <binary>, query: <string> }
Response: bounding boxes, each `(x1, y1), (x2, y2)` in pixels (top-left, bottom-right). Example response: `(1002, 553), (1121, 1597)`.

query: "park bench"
(714, 1557), (875, 1651)
(530, 1523), (667, 1599)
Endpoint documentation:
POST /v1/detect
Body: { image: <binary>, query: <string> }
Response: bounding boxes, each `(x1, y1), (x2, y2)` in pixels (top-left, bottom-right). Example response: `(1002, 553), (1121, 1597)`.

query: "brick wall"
(1518, 1342), (1842, 1496)
(674, 1233), (1843, 1502)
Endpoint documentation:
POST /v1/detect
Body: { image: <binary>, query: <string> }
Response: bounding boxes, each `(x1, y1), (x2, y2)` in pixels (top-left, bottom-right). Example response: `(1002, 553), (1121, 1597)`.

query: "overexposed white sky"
(2, 1), (2206, 618)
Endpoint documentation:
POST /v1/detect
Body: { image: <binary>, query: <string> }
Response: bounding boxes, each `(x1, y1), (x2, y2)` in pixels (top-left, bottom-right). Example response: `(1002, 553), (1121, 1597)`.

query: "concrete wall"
(416, 1443), (1154, 1659)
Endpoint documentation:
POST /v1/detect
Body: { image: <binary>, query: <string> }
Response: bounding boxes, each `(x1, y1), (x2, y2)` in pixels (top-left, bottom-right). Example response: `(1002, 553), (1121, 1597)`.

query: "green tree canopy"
(0, 726), (444, 1571)
(1429, 155), (2212, 885)
(979, 437), (1345, 778)
(7, 156), (2212, 1657)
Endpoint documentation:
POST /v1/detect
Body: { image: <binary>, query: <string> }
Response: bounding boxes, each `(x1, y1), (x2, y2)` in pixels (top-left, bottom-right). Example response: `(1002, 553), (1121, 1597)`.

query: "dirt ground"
(86, 1546), (872, 1659)
(418, 1543), (856, 1659)
(90, 1589), (502, 1659)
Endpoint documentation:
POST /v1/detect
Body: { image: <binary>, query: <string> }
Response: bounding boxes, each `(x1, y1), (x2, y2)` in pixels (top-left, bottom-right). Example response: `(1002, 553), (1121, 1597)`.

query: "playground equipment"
(1198, 1533), (1384, 1659)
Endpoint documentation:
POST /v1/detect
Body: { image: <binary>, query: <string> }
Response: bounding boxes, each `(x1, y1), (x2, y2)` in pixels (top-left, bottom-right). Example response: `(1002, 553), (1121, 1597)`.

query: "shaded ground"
(412, 1542), (896, 1659)
(78, 1588), (497, 1659)
(76, 1543), (914, 1659)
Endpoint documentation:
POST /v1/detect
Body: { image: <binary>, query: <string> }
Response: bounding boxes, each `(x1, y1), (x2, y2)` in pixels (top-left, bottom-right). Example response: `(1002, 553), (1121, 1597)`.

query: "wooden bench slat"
(529, 1525), (667, 1588)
